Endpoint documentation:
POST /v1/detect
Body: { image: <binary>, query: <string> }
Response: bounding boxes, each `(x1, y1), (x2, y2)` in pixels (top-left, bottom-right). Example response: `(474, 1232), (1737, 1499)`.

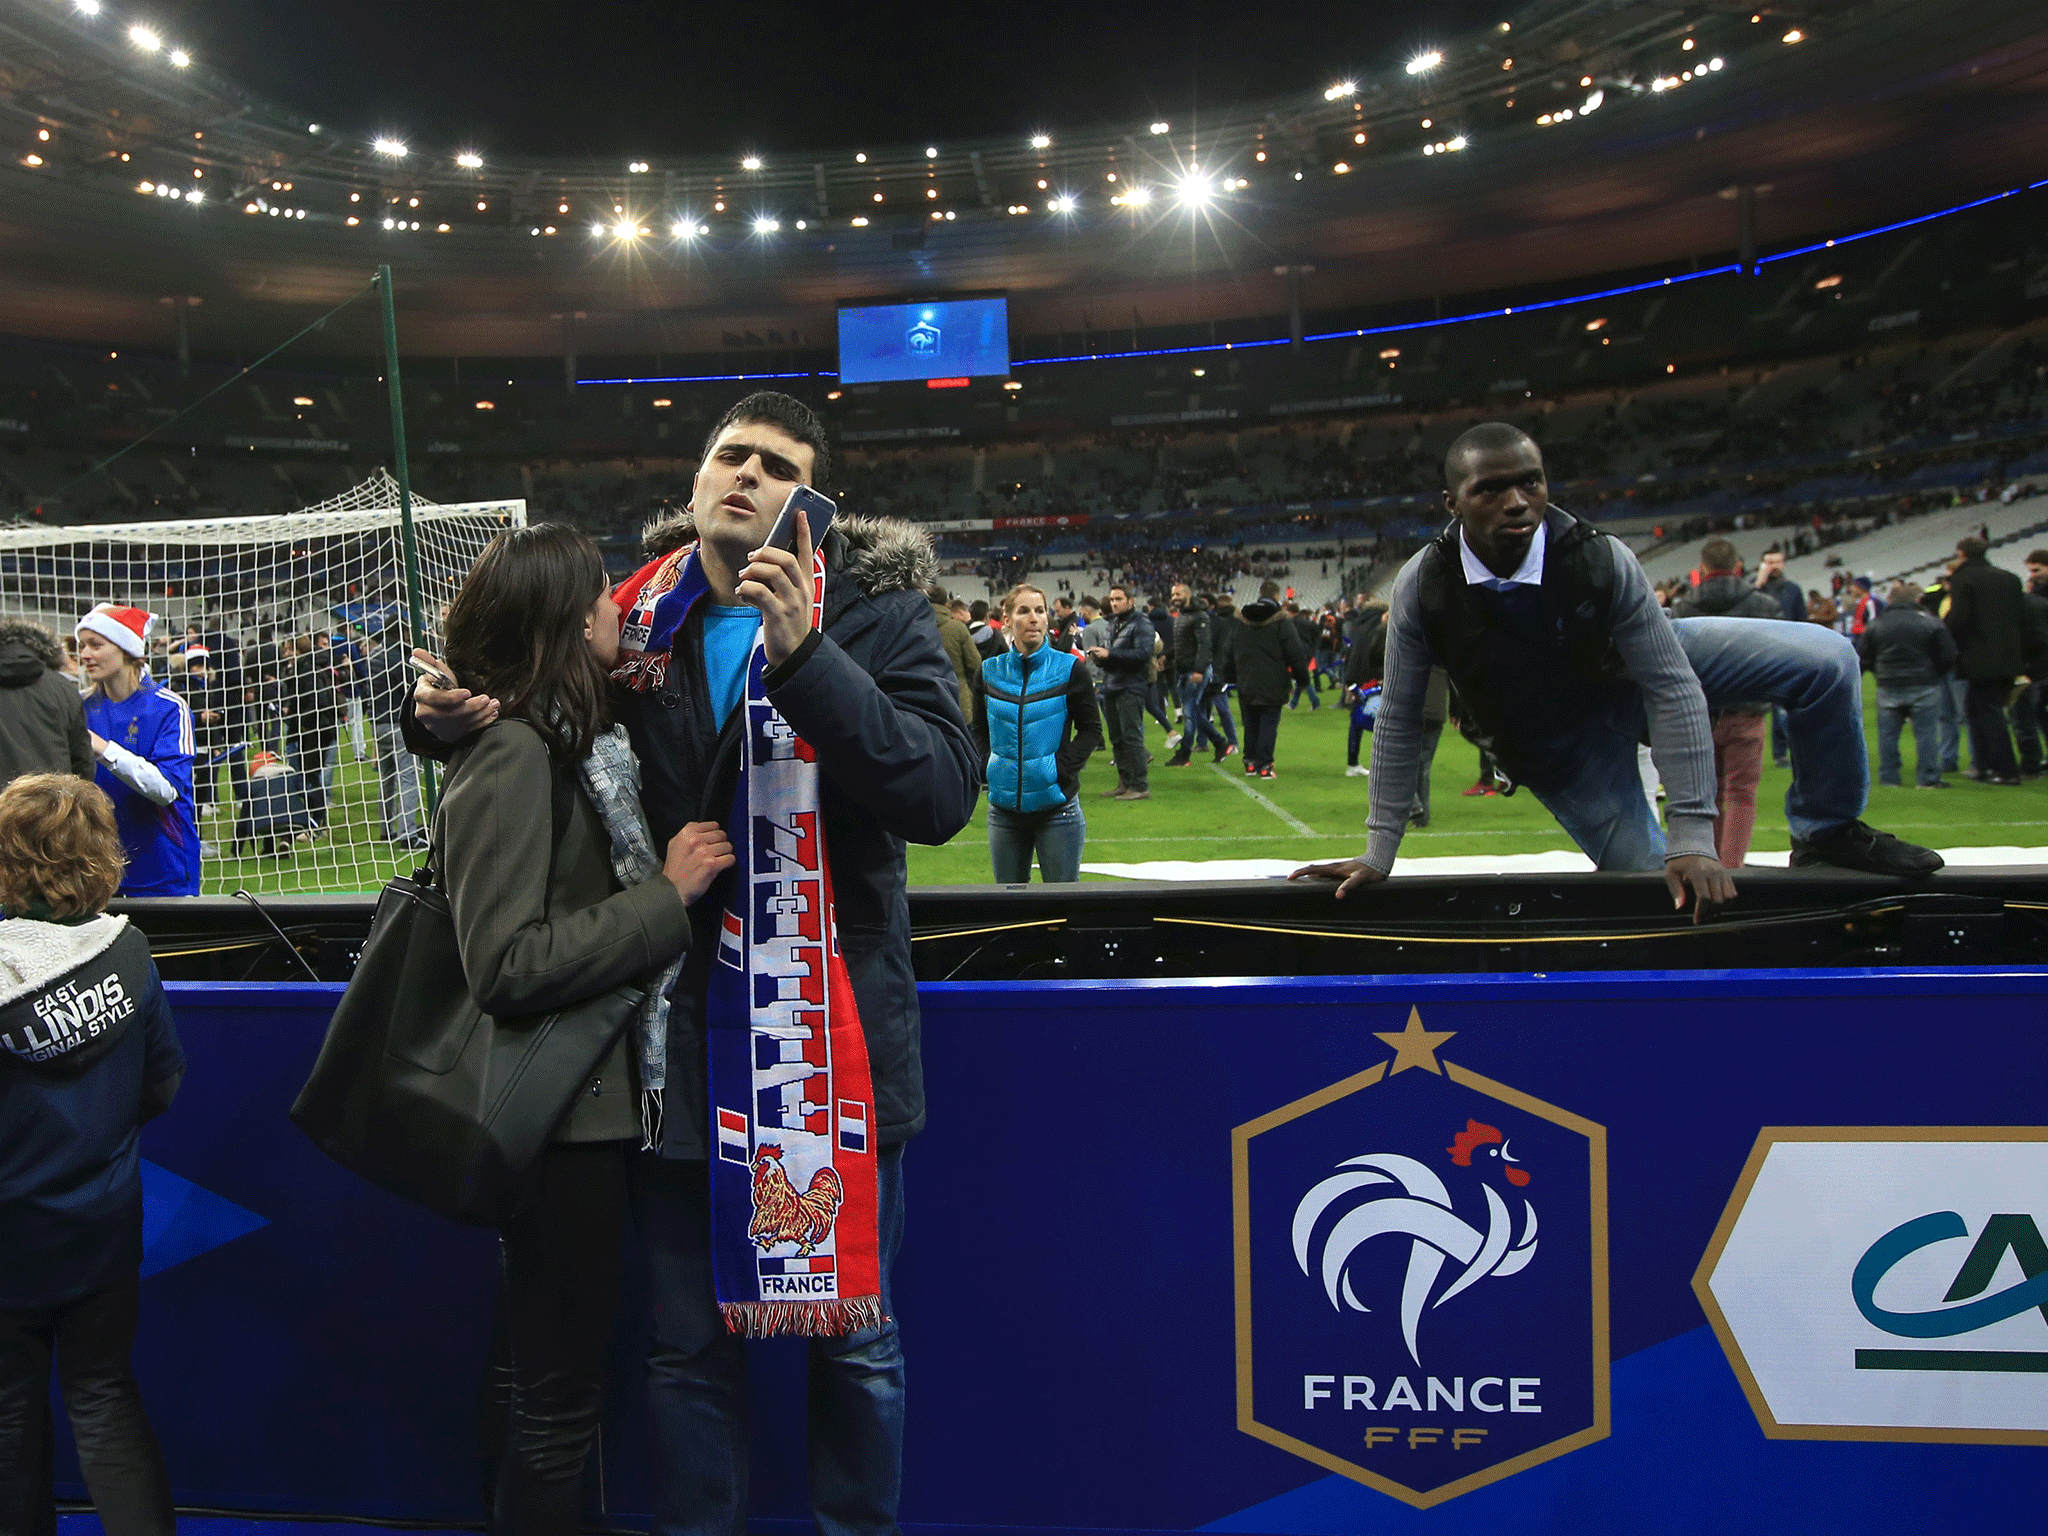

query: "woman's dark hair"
(444, 523), (611, 759)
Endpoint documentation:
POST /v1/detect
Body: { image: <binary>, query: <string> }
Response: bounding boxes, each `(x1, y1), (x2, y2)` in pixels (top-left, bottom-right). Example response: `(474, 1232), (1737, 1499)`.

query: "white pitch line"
(1206, 761), (1318, 836)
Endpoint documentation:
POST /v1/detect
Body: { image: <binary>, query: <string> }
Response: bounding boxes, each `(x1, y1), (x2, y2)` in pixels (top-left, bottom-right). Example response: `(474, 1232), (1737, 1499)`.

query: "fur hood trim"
(638, 510), (937, 598)
(0, 619), (64, 670)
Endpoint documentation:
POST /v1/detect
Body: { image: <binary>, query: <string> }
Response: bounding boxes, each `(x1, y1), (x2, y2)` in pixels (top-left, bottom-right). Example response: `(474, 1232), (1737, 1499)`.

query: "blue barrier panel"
(56, 971), (2048, 1533)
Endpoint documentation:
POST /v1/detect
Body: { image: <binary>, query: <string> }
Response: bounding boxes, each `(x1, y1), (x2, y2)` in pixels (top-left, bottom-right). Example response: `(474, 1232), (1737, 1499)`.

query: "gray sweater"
(1363, 537), (1718, 873)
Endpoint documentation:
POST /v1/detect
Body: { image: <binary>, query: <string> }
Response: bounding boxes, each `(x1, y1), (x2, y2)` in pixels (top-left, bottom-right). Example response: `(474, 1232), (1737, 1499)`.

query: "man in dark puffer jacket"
(409, 392), (979, 1536)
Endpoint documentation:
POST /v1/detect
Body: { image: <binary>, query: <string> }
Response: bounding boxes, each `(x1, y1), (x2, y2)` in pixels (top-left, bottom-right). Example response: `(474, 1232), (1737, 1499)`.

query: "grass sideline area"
(198, 679), (2048, 895)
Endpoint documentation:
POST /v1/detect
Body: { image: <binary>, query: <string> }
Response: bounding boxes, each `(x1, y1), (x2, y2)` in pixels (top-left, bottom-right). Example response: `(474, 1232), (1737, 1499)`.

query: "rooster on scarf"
(747, 1145), (844, 1256)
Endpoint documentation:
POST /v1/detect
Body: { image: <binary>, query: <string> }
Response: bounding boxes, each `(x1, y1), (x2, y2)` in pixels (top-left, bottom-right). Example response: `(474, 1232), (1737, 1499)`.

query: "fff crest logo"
(1232, 1009), (1609, 1507)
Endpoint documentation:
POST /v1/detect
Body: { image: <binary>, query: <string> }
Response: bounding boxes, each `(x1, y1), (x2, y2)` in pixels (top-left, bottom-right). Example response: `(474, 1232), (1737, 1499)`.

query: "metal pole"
(376, 263), (437, 814)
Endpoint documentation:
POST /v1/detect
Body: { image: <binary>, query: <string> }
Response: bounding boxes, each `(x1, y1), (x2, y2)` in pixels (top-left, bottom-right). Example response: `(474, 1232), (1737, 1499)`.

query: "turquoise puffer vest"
(982, 645), (1077, 812)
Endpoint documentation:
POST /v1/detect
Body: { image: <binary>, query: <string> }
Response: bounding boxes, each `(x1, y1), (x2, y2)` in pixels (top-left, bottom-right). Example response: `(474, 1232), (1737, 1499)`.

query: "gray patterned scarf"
(578, 725), (677, 1149)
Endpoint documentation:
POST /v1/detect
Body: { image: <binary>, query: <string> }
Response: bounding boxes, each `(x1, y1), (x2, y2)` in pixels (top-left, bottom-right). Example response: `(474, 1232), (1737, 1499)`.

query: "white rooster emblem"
(1291, 1125), (1539, 1367)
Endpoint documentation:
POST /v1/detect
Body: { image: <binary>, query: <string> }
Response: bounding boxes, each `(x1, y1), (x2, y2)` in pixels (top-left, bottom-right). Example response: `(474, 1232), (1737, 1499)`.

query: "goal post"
(0, 469), (524, 894)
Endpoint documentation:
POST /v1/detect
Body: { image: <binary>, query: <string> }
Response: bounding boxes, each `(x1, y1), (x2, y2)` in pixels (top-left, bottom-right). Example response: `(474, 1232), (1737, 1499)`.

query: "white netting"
(0, 470), (525, 894)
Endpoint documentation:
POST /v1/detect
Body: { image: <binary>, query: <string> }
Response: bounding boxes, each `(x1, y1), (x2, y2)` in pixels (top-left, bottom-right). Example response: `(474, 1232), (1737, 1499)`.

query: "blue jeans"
(1875, 683), (1944, 786)
(1205, 685), (1238, 746)
(1175, 675), (1223, 752)
(629, 1146), (907, 1536)
(1938, 677), (1967, 772)
(1526, 618), (1869, 870)
(988, 795), (1085, 882)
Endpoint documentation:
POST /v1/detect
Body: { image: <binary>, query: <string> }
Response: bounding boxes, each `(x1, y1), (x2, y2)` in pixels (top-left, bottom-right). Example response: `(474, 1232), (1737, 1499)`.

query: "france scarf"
(612, 541), (884, 1338)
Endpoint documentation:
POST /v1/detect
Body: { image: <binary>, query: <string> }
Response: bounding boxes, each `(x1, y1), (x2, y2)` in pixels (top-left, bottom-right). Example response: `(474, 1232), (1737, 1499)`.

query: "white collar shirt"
(1459, 518), (1548, 590)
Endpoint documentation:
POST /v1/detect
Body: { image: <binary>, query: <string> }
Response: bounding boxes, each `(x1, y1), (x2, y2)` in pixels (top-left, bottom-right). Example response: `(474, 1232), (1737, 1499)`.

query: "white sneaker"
(1345, 765), (1369, 778)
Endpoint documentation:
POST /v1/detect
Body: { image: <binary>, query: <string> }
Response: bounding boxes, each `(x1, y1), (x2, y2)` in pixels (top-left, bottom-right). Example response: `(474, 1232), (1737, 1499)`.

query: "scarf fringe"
(719, 1294), (886, 1340)
(639, 1087), (664, 1153)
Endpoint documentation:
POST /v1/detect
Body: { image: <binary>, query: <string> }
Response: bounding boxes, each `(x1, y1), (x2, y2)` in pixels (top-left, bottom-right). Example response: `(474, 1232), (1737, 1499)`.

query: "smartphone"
(407, 653), (457, 690)
(762, 484), (836, 555)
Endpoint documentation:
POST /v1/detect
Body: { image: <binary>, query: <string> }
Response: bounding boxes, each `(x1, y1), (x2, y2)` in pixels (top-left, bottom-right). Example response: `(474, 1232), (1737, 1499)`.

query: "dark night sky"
(166, 1), (1502, 159)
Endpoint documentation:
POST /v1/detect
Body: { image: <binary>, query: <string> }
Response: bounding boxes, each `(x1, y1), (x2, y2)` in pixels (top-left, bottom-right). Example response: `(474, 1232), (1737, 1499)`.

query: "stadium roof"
(1, 0), (2045, 356)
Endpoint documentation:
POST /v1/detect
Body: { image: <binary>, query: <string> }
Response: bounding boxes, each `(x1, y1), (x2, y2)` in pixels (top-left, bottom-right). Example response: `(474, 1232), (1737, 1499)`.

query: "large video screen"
(837, 296), (1010, 385)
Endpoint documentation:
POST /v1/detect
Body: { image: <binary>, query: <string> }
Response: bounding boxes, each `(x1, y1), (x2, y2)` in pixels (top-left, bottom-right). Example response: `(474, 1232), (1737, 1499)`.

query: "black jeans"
(0, 1276), (174, 1536)
(1964, 676), (2021, 781)
(1104, 690), (1148, 791)
(480, 1141), (629, 1536)
(1242, 704), (1281, 770)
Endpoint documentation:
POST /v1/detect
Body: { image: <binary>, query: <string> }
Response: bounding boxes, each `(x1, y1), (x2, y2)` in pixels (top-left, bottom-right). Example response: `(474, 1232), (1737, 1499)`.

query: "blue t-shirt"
(701, 605), (762, 729)
(84, 678), (201, 897)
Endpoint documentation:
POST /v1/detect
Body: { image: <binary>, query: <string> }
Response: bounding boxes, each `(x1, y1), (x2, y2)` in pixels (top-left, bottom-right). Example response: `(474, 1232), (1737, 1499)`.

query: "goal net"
(0, 470), (523, 895)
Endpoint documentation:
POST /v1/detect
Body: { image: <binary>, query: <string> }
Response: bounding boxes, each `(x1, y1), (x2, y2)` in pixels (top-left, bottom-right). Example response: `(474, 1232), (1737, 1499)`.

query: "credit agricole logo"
(1694, 1128), (2048, 1444)
(1232, 1010), (1609, 1508)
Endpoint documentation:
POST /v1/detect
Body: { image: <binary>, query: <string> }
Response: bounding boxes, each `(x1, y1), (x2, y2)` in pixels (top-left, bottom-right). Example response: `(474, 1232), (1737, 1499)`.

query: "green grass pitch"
(202, 678), (2047, 895)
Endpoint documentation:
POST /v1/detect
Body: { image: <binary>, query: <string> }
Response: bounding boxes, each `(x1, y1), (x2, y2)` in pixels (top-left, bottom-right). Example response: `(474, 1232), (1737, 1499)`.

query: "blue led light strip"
(1012, 179), (2048, 369)
(575, 371), (832, 385)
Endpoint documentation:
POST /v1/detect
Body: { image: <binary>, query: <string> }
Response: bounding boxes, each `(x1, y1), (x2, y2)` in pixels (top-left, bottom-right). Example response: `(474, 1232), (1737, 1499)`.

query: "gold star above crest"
(1374, 1007), (1456, 1076)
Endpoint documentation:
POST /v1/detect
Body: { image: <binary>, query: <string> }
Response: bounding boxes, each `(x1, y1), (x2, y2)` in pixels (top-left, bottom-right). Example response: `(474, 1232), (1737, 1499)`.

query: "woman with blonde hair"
(0, 773), (183, 1536)
(74, 605), (199, 896)
(971, 582), (1102, 882)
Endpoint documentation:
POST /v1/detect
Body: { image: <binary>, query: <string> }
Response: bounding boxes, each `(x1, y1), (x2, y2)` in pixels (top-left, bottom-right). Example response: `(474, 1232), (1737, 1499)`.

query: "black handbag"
(290, 753), (644, 1226)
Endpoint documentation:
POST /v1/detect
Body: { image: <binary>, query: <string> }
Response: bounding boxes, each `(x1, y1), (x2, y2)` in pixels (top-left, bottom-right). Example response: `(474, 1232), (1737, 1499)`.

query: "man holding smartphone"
(409, 391), (978, 1536)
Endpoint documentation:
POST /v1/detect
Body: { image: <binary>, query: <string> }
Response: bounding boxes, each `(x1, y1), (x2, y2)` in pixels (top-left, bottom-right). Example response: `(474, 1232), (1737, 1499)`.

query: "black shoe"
(1917, 779), (1952, 789)
(1986, 774), (2025, 786)
(1408, 811), (1431, 828)
(1166, 753), (1192, 767)
(1789, 820), (1944, 876)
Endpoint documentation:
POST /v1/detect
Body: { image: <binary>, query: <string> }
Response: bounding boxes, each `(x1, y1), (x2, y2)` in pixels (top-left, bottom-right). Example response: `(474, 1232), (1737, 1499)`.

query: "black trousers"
(1104, 690), (1149, 791)
(1964, 676), (2021, 781)
(1242, 704), (1282, 770)
(0, 1276), (174, 1536)
(480, 1140), (630, 1536)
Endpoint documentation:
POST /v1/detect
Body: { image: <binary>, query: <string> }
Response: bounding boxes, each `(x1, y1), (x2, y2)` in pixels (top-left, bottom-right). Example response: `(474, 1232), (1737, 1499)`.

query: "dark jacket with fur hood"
(0, 618), (94, 785)
(407, 511), (980, 1156)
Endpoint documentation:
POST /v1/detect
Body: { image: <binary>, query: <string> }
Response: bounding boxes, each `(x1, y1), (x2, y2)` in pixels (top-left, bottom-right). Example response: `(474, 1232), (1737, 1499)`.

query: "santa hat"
(77, 603), (155, 659)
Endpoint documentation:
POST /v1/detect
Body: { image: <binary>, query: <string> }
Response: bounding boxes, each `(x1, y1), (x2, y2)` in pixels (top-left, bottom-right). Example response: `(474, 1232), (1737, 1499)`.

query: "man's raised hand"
(738, 507), (815, 666)
(411, 649), (497, 743)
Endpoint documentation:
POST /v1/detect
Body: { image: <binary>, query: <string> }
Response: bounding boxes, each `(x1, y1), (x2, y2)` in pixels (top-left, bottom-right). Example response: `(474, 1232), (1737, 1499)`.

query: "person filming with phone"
(407, 392), (978, 1536)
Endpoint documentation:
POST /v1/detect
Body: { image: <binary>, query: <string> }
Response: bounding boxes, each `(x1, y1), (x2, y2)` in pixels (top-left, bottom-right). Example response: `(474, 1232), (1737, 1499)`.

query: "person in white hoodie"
(0, 774), (183, 1536)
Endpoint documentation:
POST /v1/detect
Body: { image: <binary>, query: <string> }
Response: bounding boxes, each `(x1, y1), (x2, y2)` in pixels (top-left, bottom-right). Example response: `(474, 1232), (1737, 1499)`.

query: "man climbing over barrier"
(1294, 422), (1942, 913)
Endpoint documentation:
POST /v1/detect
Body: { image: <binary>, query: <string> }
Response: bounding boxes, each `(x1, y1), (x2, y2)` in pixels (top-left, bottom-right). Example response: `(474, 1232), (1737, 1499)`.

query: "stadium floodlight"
(1447, 134), (1468, 151)
(629, 160), (650, 173)
(741, 156), (762, 170)
(186, 188), (201, 203)
(753, 216), (780, 233)
(672, 219), (695, 237)
(1405, 50), (1442, 75)
(456, 151), (484, 169)
(74, 0), (101, 14)
(168, 48), (189, 67)
(1124, 184), (1152, 206)
(612, 219), (638, 238)
(1030, 134), (1051, 149)
(1709, 57), (1725, 70)
(128, 24), (161, 50)
(925, 146), (938, 158)
(1782, 28), (1803, 43)
(1050, 194), (1076, 213)
(1175, 173), (1212, 206)
(374, 138), (408, 157)
(1582, 89), (1603, 113)
(1323, 81), (1356, 101)
(1149, 121), (1170, 135)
